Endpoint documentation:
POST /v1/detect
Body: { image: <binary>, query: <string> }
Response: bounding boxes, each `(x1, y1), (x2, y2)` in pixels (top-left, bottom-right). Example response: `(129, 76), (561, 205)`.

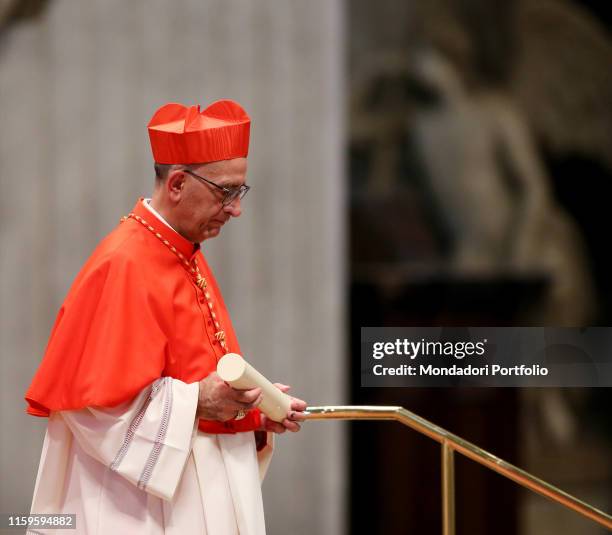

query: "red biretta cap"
(147, 100), (251, 164)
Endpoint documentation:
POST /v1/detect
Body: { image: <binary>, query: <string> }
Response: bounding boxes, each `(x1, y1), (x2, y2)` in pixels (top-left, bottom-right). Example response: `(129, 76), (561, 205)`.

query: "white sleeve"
(60, 377), (199, 501)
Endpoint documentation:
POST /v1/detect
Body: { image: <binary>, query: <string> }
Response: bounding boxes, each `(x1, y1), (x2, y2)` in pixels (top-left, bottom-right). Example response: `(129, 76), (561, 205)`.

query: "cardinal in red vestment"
(24, 100), (307, 535)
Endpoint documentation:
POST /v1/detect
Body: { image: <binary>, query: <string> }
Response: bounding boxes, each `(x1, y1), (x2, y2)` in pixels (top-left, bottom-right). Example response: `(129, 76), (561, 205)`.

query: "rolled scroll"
(217, 353), (292, 422)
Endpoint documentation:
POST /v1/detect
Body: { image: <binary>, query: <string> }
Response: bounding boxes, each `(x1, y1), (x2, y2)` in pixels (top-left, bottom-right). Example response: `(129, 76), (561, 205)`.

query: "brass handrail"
(303, 405), (612, 533)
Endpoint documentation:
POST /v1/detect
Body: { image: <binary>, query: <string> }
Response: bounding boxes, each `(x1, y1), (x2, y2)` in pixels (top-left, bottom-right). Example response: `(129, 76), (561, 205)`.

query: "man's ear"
(166, 169), (186, 202)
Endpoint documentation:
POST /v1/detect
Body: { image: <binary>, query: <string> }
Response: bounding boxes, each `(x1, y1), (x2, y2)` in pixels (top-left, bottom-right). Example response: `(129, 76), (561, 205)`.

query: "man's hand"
(258, 383), (308, 434)
(197, 372), (263, 421)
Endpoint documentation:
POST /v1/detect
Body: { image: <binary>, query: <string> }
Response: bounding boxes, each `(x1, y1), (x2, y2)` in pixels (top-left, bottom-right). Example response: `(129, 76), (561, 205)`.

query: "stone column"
(0, 2), (346, 534)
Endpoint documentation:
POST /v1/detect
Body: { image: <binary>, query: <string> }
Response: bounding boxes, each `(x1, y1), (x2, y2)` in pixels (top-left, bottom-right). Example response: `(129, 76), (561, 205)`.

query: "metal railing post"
(441, 440), (456, 535)
(304, 406), (612, 531)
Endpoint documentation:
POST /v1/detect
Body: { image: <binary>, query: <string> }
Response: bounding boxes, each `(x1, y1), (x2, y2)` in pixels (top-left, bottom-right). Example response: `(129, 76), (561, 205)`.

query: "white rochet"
(217, 353), (292, 422)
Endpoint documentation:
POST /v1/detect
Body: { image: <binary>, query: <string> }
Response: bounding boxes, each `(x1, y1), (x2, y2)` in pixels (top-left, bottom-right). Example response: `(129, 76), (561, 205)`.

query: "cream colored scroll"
(217, 353), (292, 422)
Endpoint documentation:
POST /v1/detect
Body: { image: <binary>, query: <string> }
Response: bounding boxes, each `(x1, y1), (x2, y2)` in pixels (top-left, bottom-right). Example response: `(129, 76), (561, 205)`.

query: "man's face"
(173, 157), (247, 243)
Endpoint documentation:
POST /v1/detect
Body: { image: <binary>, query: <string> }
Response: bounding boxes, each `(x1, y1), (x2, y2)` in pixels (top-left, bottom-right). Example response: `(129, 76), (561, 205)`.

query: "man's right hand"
(197, 372), (263, 421)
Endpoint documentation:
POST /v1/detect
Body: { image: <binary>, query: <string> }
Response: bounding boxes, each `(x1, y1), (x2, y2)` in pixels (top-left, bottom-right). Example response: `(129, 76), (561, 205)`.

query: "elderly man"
(25, 100), (306, 534)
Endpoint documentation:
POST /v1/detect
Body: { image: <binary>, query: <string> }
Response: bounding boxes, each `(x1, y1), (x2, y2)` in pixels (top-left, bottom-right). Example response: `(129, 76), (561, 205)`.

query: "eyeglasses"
(183, 169), (250, 206)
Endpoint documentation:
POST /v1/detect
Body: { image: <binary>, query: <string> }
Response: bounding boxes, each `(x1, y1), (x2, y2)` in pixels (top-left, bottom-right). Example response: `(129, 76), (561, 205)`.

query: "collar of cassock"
(132, 198), (200, 260)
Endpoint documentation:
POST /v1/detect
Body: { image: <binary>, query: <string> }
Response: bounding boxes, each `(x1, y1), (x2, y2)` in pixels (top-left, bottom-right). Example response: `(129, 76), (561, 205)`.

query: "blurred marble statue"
(350, 0), (612, 326)
(410, 48), (596, 326)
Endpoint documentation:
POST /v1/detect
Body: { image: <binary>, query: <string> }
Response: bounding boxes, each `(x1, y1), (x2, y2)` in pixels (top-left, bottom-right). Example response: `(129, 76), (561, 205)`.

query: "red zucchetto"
(147, 100), (251, 164)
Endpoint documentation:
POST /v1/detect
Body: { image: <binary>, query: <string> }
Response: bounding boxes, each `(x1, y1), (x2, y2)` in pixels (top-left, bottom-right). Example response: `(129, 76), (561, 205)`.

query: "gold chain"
(121, 213), (228, 352)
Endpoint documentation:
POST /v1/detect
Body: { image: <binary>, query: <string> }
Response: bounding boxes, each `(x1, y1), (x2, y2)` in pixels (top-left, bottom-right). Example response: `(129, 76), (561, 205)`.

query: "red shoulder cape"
(25, 200), (260, 434)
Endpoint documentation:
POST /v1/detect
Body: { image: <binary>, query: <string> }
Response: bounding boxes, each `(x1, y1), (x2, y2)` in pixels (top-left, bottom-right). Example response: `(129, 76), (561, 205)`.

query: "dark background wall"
(348, 1), (612, 533)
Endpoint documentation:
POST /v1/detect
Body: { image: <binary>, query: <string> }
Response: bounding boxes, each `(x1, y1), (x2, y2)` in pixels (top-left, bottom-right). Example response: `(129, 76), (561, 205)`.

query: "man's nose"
(223, 197), (242, 217)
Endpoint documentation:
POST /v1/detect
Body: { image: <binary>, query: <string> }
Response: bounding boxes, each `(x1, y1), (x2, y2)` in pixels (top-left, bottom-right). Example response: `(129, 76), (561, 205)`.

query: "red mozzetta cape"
(25, 199), (261, 434)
